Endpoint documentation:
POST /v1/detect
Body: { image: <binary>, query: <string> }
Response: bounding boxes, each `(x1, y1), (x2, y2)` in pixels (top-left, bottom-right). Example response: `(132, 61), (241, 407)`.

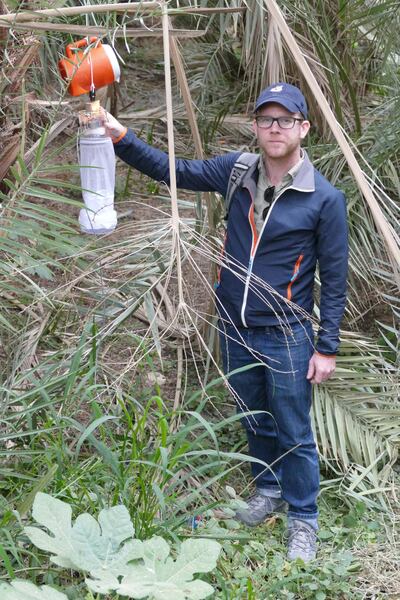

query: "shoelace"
(246, 493), (275, 510)
(289, 526), (315, 553)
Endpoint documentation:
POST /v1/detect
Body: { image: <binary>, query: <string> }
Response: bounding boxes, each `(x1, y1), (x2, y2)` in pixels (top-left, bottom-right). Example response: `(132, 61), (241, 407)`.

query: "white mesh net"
(78, 135), (117, 234)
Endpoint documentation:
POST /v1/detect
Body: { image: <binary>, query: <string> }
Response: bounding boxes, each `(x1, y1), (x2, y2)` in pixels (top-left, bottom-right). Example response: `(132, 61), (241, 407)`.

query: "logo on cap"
(270, 85), (283, 92)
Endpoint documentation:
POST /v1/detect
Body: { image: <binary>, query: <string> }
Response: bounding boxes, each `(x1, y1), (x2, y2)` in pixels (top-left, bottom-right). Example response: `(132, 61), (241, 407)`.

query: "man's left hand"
(306, 353), (336, 384)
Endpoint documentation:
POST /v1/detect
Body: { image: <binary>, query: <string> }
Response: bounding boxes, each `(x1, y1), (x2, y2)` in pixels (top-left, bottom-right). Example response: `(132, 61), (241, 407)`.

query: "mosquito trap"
(77, 101), (117, 234)
(59, 38), (121, 234)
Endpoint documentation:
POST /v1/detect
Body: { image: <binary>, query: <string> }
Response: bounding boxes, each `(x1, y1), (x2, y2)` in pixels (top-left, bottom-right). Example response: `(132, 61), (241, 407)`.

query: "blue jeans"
(219, 320), (319, 522)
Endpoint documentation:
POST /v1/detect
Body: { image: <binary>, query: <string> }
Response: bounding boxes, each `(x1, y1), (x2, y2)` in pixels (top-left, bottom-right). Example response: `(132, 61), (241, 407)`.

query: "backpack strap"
(224, 152), (259, 221)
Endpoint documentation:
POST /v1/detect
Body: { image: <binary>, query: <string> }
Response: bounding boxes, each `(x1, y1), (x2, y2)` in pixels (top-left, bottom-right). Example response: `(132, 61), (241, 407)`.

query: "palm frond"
(312, 336), (399, 507)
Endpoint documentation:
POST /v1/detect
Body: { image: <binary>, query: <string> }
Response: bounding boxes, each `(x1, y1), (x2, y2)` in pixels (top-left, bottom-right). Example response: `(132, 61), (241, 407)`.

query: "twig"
(169, 29), (204, 160)
(172, 344), (184, 428)
(0, 3), (246, 23)
(121, 108), (250, 123)
(4, 21), (206, 38)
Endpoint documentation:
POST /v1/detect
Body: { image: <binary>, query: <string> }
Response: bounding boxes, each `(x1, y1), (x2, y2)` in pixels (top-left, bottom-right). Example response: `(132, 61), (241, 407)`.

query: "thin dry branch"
(0, 3), (245, 23)
(169, 31), (204, 159)
(121, 108), (250, 125)
(265, 15), (285, 85)
(173, 344), (184, 413)
(4, 21), (206, 39)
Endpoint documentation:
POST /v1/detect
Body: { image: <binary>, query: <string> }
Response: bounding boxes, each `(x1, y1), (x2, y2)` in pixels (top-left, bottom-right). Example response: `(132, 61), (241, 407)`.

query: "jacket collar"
(290, 150), (315, 192)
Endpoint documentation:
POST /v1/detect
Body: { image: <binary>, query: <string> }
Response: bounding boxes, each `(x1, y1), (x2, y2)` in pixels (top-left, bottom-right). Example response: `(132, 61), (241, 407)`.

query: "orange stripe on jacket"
(287, 254), (304, 301)
(248, 204), (259, 256)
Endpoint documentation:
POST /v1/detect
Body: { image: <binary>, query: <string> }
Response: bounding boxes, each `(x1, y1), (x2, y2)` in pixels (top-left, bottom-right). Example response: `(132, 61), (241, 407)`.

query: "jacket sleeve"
(114, 128), (239, 197)
(315, 190), (348, 355)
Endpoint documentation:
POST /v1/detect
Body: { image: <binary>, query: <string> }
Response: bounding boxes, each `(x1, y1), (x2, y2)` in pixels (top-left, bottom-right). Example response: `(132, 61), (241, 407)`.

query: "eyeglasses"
(255, 116), (303, 129)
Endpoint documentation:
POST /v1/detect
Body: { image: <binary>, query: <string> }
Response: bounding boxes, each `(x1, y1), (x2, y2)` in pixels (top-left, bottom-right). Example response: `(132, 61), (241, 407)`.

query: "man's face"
(252, 102), (310, 160)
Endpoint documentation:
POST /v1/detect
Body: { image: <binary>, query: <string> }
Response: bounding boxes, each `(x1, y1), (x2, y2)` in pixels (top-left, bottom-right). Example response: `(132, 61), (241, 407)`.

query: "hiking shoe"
(287, 519), (317, 562)
(235, 493), (287, 527)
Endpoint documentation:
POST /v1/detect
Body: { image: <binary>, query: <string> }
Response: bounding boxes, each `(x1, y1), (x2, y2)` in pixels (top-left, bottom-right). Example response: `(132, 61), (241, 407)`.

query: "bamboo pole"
(0, 3), (245, 23)
(161, 2), (184, 308)
(265, 0), (400, 282)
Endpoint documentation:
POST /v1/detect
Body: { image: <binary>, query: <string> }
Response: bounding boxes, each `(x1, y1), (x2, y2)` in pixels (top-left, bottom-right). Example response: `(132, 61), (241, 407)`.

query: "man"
(105, 82), (348, 562)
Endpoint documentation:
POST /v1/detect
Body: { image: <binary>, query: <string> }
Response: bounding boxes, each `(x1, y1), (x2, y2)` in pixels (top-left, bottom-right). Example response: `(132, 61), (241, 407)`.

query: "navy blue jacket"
(115, 129), (348, 355)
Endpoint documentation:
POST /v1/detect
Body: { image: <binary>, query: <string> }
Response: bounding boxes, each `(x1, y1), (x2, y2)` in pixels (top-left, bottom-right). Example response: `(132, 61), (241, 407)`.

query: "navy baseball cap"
(254, 82), (308, 118)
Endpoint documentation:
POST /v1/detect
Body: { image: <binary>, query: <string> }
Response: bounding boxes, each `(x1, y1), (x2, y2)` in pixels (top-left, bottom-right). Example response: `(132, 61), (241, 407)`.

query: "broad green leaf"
(90, 564), (155, 597)
(143, 535), (171, 565)
(25, 493), (143, 573)
(71, 507), (143, 573)
(157, 538), (221, 580)
(24, 492), (75, 567)
(177, 580), (215, 600)
(86, 537), (221, 599)
(0, 581), (68, 600)
(85, 572), (121, 595)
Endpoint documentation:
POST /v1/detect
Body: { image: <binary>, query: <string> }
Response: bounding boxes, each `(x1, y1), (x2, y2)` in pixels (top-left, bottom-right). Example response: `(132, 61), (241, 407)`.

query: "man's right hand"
(306, 352), (336, 384)
(102, 110), (127, 142)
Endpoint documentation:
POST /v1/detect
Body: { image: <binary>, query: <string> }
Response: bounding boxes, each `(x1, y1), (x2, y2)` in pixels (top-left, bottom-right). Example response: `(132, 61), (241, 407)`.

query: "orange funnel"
(58, 37), (120, 97)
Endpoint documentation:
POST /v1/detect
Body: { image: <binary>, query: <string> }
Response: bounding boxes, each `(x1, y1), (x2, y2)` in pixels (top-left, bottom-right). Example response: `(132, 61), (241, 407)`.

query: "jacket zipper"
(240, 187), (285, 327)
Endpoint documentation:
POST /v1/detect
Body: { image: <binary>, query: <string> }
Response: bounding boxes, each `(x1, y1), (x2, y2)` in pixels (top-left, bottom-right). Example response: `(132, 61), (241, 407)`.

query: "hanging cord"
(84, 6), (96, 102)
(88, 37), (96, 101)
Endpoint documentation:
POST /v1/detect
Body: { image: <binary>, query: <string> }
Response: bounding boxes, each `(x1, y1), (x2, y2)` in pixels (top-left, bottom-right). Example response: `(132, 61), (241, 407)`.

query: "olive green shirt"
(254, 151), (304, 233)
